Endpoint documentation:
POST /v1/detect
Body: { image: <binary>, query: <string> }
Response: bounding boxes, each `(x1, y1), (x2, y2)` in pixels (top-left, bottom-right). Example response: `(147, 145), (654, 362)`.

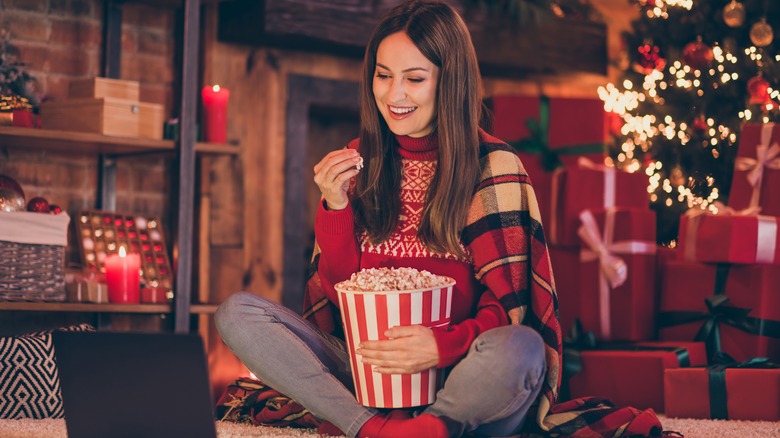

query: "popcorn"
(355, 156), (364, 171)
(336, 267), (451, 292)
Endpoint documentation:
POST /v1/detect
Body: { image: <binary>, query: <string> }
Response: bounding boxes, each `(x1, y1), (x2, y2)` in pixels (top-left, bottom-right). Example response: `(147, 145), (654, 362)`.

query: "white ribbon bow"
(578, 208), (656, 339)
(734, 123), (780, 208)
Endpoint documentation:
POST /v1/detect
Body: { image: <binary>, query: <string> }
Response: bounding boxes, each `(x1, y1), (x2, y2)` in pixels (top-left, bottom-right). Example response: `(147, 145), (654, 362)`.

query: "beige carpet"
(0, 417), (779, 437)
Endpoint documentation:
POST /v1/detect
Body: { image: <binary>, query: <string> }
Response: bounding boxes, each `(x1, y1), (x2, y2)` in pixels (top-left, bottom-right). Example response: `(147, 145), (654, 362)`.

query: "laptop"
(52, 331), (218, 438)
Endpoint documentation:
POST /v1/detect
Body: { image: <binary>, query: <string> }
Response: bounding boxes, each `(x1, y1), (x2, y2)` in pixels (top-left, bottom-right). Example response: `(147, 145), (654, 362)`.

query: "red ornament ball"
(49, 204), (62, 215)
(635, 44), (665, 75)
(692, 116), (708, 134)
(682, 40), (713, 70)
(27, 197), (50, 213)
(748, 75), (771, 105)
(0, 174), (25, 200)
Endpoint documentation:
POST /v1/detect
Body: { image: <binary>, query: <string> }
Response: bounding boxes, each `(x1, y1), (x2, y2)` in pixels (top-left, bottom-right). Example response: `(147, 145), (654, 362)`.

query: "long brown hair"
(352, 0), (482, 258)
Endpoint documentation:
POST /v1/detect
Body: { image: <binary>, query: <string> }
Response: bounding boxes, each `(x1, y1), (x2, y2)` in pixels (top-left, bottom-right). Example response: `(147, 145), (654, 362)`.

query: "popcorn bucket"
(335, 278), (455, 408)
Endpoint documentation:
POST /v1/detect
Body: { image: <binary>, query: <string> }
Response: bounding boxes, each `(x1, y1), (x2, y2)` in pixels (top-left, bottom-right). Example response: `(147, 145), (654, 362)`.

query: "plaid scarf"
(302, 131), (663, 437)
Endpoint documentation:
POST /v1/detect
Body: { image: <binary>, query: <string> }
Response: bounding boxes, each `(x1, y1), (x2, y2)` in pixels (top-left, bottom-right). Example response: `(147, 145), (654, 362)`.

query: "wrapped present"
(549, 245), (580, 336)
(550, 158), (649, 246)
(487, 95), (607, 229)
(678, 204), (780, 265)
(564, 335), (707, 412)
(729, 123), (780, 216)
(577, 208), (657, 341)
(664, 355), (780, 421)
(658, 261), (780, 362)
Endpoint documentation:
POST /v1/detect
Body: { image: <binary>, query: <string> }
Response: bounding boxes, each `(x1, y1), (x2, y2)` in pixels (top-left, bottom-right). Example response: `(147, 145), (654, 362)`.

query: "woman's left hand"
(357, 325), (439, 374)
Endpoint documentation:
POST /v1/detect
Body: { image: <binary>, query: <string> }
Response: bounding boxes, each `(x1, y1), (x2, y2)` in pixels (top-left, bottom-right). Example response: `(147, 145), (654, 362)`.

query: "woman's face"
(373, 31), (439, 138)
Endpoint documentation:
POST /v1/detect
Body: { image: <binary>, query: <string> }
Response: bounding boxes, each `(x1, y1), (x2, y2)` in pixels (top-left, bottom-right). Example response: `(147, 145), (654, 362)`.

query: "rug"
(0, 417), (778, 437)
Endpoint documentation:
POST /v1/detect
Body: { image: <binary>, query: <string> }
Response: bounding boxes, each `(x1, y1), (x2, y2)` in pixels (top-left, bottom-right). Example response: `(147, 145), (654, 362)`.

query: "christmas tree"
(599, 0), (780, 244)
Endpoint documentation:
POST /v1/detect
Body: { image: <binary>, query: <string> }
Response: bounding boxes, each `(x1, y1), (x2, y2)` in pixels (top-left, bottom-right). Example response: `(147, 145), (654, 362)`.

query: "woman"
(216, 1), (561, 437)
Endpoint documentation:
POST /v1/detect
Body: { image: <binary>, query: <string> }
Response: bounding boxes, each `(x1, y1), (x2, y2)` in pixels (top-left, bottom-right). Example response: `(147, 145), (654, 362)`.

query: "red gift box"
(550, 159), (649, 246)
(549, 245), (580, 336)
(729, 123), (780, 216)
(658, 261), (780, 362)
(488, 95), (607, 230)
(577, 208), (657, 341)
(664, 366), (780, 421)
(678, 208), (780, 265)
(568, 341), (707, 412)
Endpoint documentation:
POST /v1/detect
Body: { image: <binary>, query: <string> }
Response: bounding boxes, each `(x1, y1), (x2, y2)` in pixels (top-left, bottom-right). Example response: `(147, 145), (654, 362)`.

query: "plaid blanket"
(302, 132), (664, 437)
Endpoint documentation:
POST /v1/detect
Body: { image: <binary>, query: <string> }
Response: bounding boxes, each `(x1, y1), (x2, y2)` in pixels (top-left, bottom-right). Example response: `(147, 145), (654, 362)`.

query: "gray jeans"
(215, 292), (546, 437)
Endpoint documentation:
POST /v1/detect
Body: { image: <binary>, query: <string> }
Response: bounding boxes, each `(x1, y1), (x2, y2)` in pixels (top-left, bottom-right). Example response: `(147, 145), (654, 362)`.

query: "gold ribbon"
(734, 123), (780, 209)
(578, 208), (656, 339)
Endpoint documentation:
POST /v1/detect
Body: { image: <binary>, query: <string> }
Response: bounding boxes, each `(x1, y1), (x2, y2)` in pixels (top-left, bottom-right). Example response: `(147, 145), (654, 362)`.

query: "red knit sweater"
(314, 132), (509, 368)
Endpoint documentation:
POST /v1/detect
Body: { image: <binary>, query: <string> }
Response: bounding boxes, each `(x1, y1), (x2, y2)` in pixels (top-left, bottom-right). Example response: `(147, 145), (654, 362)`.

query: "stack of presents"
(488, 95), (780, 421)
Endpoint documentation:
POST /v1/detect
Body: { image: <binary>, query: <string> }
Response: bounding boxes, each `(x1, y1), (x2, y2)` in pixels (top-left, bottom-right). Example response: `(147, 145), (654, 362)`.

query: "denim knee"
(215, 291), (266, 337)
(474, 325), (546, 389)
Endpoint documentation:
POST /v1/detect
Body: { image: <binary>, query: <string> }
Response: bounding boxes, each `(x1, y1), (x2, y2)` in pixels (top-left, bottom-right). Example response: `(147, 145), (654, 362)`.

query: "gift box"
(548, 245), (580, 337)
(577, 208), (657, 341)
(336, 279), (454, 408)
(664, 362), (780, 421)
(550, 158), (649, 246)
(567, 341), (707, 412)
(658, 261), (780, 362)
(487, 95), (607, 229)
(729, 123), (780, 216)
(678, 208), (780, 265)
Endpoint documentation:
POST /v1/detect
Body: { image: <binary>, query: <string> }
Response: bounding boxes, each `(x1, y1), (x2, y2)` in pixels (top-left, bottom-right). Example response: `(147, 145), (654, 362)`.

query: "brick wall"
(0, 0), (177, 241)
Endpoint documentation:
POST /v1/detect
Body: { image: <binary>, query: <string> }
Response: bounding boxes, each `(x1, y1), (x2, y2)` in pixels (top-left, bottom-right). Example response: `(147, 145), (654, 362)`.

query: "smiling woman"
(372, 32), (439, 139)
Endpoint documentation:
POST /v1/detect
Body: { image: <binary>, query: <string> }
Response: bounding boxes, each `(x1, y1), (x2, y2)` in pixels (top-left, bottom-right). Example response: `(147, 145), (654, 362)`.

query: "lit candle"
(201, 84), (230, 143)
(104, 246), (141, 304)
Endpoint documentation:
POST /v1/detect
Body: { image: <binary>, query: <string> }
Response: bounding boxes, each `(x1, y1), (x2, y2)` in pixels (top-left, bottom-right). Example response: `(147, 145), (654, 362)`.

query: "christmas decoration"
(681, 39), (713, 70)
(0, 187), (25, 212)
(747, 75), (771, 104)
(0, 29), (39, 106)
(635, 43), (665, 74)
(750, 18), (774, 47)
(0, 174), (24, 199)
(723, 1), (746, 28)
(49, 204), (62, 215)
(598, 0), (780, 243)
(26, 196), (49, 213)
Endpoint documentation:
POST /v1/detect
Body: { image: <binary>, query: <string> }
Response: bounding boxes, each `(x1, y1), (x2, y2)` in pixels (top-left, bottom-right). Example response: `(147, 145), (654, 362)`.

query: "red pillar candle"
(201, 84), (230, 143)
(105, 246), (141, 304)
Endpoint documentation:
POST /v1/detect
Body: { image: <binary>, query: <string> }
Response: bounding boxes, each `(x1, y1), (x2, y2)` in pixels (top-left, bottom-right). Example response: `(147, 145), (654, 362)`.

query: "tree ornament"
(49, 204), (62, 215)
(670, 167), (685, 187)
(0, 174), (24, 200)
(682, 39), (713, 70)
(748, 75), (771, 104)
(645, 0), (657, 7)
(722, 1), (745, 28)
(26, 196), (49, 213)
(692, 116), (708, 134)
(0, 188), (25, 212)
(750, 18), (774, 47)
(635, 43), (665, 75)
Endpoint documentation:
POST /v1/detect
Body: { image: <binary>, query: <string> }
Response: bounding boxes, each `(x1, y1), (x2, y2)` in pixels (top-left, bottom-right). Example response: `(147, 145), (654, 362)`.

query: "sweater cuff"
(430, 326), (469, 368)
(316, 200), (354, 235)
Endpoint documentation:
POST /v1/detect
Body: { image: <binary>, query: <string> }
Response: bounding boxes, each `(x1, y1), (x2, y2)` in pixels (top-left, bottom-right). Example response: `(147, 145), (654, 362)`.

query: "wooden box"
(69, 77), (140, 101)
(40, 98), (164, 139)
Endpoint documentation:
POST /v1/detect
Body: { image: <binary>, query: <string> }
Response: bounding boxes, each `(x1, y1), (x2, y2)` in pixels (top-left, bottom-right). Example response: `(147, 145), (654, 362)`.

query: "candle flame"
(119, 246), (126, 257)
(212, 85), (220, 92)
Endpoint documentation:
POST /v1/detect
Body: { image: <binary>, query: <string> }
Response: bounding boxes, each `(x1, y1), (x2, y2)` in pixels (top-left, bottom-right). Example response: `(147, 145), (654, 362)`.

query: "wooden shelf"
(0, 301), (219, 314)
(0, 126), (239, 156)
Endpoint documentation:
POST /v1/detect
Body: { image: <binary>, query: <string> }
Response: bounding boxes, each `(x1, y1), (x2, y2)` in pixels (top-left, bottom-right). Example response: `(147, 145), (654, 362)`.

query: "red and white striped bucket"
(335, 279), (454, 408)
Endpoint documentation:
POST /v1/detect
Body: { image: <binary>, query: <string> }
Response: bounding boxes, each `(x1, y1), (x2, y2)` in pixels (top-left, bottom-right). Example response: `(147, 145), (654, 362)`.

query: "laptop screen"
(53, 331), (217, 438)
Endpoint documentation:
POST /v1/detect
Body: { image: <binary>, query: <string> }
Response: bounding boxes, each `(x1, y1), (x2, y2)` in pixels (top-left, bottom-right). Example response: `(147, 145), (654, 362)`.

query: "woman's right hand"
(313, 148), (363, 211)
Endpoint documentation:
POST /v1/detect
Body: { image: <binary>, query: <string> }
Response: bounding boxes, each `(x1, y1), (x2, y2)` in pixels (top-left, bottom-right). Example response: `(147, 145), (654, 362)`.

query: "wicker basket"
(0, 212), (70, 302)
